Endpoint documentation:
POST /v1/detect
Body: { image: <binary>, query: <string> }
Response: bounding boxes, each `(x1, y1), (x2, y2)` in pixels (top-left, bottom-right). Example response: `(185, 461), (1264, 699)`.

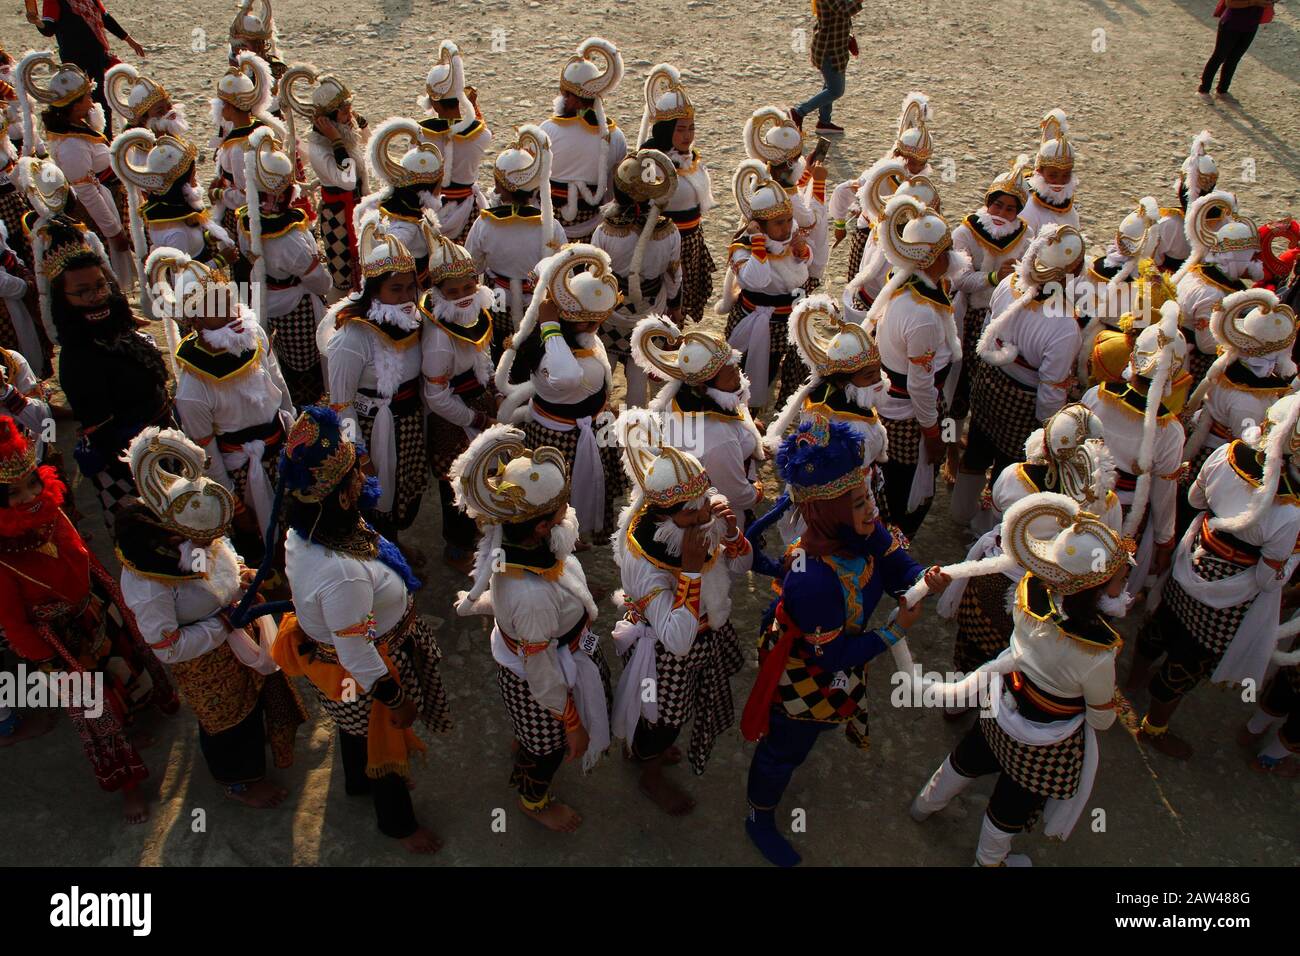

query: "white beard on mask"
(85, 102), (107, 134)
(917, 247), (971, 288)
(1029, 172), (1076, 204)
(574, 330), (597, 349)
(181, 181), (205, 211)
(1214, 254), (1265, 282)
(149, 102), (190, 136)
(549, 505), (580, 559)
(429, 284), (493, 326)
(1096, 588), (1132, 619)
(975, 207), (1022, 238)
(845, 380), (886, 409)
(199, 303), (260, 354)
(552, 94), (569, 117)
(653, 501), (725, 558)
(705, 368), (752, 411)
(367, 298), (421, 331)
(208, 98), (233, 148)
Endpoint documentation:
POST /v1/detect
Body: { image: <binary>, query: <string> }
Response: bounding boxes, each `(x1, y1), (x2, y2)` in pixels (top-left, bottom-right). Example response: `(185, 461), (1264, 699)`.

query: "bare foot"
(520, 797), (582, 832)
(0, 710), (58, 747)
(623, 744), (682, 765)
(122, 788), (150, 825)
(639, 768), (696, 816)
(224, 779), (290, 809)
(399, 826), (443, 854)
(1139, 727), (1193, 760)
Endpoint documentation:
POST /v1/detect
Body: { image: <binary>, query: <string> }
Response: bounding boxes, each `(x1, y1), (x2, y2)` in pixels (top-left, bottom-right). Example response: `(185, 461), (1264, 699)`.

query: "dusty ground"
(1, 0), (1297, 866)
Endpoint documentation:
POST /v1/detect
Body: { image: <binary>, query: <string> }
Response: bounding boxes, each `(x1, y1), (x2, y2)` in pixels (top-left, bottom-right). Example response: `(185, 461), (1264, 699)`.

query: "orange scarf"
(272, 613), (426, 778)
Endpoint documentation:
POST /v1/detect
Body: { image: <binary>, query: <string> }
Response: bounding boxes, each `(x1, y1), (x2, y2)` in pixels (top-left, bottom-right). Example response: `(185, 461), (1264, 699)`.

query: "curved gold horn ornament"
(278, 63), (319, 118)
(1216, 291), (1298, 358)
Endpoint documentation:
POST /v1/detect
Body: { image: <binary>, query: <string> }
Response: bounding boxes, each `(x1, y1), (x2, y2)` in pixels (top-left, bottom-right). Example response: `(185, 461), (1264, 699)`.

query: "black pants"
(437, 478), (477, 552)
(881, 459), (934, 539)
(1200, 24), (1258, 93)
(746, 710), (830, 809)
(960, 417), (1014, 481)
(628, 717), (681, 762)
(950, 723), (1047, 834)
(198, 698), (268, 786)
(1146, 603), (1220, 704)
(337, 730), (418, 839)
(511, 745), (566, 805)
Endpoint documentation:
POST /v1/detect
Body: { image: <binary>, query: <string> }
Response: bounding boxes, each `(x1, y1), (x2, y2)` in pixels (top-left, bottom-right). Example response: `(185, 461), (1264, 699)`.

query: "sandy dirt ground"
(1, 0), (1297, 866)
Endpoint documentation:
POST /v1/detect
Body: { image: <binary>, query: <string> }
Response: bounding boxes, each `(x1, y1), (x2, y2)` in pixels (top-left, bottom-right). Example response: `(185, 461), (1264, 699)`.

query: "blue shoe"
(745, 806), (801, 867)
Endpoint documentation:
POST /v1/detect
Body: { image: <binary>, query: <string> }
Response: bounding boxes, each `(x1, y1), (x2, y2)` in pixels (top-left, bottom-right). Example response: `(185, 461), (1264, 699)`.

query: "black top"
(38, 1), (128, 75)
(58, 325), (169, 456)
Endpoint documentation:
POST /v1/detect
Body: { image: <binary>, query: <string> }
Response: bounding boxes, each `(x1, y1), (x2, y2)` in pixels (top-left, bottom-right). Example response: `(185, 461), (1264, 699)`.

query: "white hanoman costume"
(104, 62), (190, 136)
(355, 117), (445, 269)
(610, 411), (753, 775)
(744, 105), (827, 281)
(118, 427), (279, 676)
(1081, 301), (1188, 597)
(907, 492), (1132, 867)
(15, 51), (134, 284)
(450, 424), (610, 773)
(1020, 109), (1080, 239)
(632, 314), (764, 513)
(541, 37), (627, 240)
(416, 41), (492, 243)
(148, 247), (294, 534)
(837, 156), (907, 313)
(494, 244), (619, 538)
(1153, 130), (1217, 271)
(465, 125), (565, 344)
(209, 52), (285, 240)
(1181, 288), (1298, 474)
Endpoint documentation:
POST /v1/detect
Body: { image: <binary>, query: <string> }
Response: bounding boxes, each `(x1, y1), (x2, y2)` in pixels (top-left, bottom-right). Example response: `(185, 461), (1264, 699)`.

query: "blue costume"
(740, 419), (925, 866)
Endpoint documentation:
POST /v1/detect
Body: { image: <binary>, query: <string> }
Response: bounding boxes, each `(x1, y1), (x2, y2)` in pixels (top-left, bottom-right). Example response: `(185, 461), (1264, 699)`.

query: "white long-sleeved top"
(874, 276), (955, 428)
(173, 324), (295, 488)
(1177, 265), (1243, 357)
(664, 148), (715, 217)
(237, 212), (331, 317)
(304, 128), (368, 192)
(984, 275), (1081, 421)
(540, 115), (628, 238)
(0, 255), (42, 370)
(1190, 442), (1300, 567)
(1019, 190), (1079, 240)
(951, 217), (1031, 312)
(420, 305), (494, 429)
(466, 206), (566, 282)
(1191, 361), (1297, 455)
(119, 538), (244, 666)
(46, 130), (122, 238)
(285, 529), (410, 692)
(730, 238), (810, 298)
(617, 522), (753, 655)
(1153, 207), (1190, 270)
(829, 175), (869, 230)
(664, 405), (761, 512)
(419, 120), (491, 239)
(590, 217), (682, 334)
(991, 460), (1124, 533)
(1002, 583), (1119, 731)
(326, 317), (423, 428)
(1081, 382), (1186, 545)
(527, 331), (611, 429)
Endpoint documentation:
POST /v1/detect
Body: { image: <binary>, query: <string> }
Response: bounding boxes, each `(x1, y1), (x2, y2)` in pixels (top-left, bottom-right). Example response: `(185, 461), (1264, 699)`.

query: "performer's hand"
(832, 225), (847, 248)
(997, 260), (1016, 279)
(538, 297), (560, 326)
(1150, 540), (1175, 577)
(681, 526), (708, 572)
(791, 237), (810, 259)
(389, 697), (418, 729)
(239, 567), (257, 587)
(896, 596), (922, 629)
(809, 161), (827, 184)
(127, 37), (147, 59)
(923, 431), (946, 463)
(315, 117), (339, 141)
(923, 566), (951, 594)
(564, 723), (589, 763)
(711, 499), (739, 539)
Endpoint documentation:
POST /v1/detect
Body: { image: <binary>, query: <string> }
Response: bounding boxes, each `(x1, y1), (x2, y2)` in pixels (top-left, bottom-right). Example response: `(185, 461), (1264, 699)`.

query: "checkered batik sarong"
(0, 183), (33, 266)
(427, 387), (494, 480)
(678, 224), (715, 323)
(520, 417), (626, 538)
(497, 646), (612, 757)
(845, 222), (870, 283)
(970, 360), (1041, 464)
(600, 319), (634, 367)
(1186, 348), (1215, 392)
(88, 457), (138, 531)
(1164, 556), (1252, 659)
(954, 572), (1015, 674)
(769, 624), (872, 751)
(489, 300), (515, 366)
(949, 305), (990, 421)
(1179, 442), (1218, 491)
(724, 298), (804, 410)
(317, 202), (355, 293)
(881, 406), (950, 468)
(623, 622), (744, 776)
(357, 402), (429, 532)
(980, 713), (1084, 800)
(315, 615), (452, 737)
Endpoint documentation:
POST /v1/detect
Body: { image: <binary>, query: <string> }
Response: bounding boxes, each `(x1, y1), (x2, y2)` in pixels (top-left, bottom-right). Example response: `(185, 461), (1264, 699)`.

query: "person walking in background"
(25, 0), (147, 137)
(789, 0), (862, 136)
(1198, 0), (1274, 101)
